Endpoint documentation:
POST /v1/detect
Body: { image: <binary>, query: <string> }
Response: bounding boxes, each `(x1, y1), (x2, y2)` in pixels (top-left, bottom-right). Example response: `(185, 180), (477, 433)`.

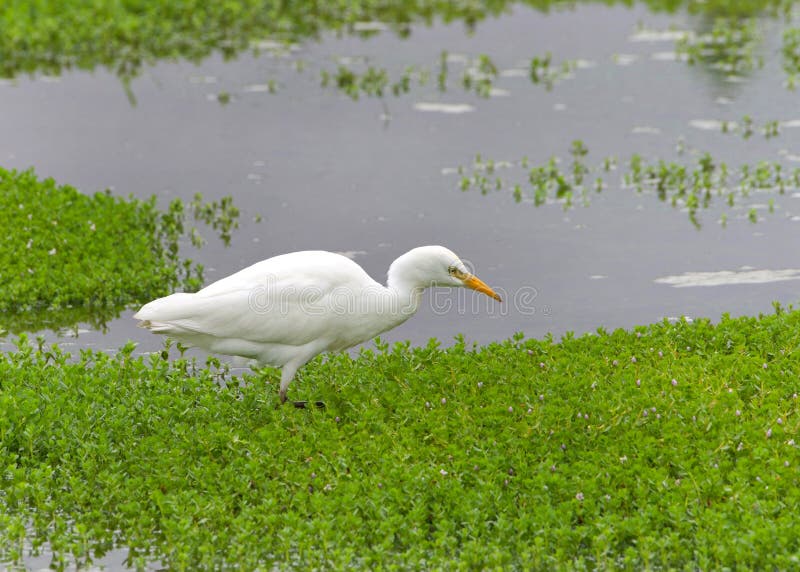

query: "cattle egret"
(135, 245), (501, 406)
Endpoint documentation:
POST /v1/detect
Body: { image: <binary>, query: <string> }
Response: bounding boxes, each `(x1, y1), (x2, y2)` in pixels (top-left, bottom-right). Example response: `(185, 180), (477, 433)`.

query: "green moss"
(2, 308), (800, 569)
(0, 167), (238, 333)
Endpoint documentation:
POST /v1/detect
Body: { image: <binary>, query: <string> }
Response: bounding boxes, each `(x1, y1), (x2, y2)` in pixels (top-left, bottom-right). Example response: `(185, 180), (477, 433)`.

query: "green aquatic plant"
(0, 167), (241, 334)
(0, 0), (791, 82)
(763, 120), (780, 139)
(3, 307), (800, 569)
(321, 64), (397, 99)
(676, 17), (762, 76)
(319, 52), (506, 101)
(189, 194), (240, 247)
(461, 54), (498, 97)
(782, 27), (800, 88)
(455, 144), (800, 227)
(529, 52), (577, 90)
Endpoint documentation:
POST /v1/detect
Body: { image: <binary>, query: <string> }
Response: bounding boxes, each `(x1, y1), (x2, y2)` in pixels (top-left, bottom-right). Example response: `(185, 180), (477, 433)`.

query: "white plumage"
(134, 245), (500, 405)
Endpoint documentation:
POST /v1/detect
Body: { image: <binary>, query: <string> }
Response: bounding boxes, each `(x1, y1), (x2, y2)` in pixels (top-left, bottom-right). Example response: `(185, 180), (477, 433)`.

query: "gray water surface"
(2, 4), (799, 359)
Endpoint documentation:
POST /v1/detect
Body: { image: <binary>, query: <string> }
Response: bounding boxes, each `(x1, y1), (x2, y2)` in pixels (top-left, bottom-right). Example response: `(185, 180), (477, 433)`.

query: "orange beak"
(463, 274), (502, 302)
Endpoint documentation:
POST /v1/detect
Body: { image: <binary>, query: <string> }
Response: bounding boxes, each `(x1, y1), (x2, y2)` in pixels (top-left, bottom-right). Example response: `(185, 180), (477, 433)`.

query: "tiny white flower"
(576, 492), (584, 501)
(440, 469), (448, 476)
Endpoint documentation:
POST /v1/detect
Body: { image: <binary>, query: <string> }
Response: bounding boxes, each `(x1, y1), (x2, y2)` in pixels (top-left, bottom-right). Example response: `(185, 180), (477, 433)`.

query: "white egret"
(134, 245), (501, 406)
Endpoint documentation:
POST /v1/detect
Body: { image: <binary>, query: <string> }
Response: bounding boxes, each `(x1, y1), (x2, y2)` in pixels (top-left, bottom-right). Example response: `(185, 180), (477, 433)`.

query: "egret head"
(389, 245), (502, 301)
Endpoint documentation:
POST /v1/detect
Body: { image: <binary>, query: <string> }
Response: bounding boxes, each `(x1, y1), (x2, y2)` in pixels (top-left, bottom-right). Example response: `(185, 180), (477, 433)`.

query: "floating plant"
(0, 167), (244, 334)
(675, 17), (762, 76)
(529, 52), (578, 90)
(316, 50), (577, 102)
(3, 308), (800, 569)
(454, 143), (800, 228)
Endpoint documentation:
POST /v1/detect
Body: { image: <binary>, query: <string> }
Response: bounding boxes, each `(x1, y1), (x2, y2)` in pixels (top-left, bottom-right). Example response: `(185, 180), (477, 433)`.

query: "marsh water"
(3, 5), (800, 353)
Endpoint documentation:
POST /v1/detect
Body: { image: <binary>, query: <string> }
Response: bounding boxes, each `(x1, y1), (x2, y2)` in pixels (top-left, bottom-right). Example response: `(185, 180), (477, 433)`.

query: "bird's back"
(134, 250), (391, 364)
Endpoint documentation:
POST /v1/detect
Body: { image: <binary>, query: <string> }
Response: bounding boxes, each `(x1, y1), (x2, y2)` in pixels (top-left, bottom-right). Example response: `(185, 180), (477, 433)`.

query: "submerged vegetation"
(455, 143), (800, 228)
(2, 308), (800, 569)
(0, 168), (240, 334)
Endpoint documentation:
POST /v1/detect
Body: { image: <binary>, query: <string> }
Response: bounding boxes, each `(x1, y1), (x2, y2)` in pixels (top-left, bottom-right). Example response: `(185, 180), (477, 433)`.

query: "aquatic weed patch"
(675, 17), (763, 77)
(313, 50), (576, 102)
(0, 0), (790, 81)
(2, 309), (800, 569)
(0, 167), (239, 333)
(453, 144), (800, 228)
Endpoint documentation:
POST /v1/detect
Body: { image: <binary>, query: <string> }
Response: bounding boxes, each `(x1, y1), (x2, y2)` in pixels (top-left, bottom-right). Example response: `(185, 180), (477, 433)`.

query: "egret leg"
(278, 360), (325, 409)
(278, 364), (297, 406)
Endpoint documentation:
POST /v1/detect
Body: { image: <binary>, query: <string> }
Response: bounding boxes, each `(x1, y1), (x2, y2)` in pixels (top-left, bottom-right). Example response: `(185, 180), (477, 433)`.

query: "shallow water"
(1, 5), (799, 354)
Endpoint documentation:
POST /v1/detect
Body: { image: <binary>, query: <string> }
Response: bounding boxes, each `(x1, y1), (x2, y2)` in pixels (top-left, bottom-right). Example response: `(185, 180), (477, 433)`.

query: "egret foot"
(292, 401), (326, 409)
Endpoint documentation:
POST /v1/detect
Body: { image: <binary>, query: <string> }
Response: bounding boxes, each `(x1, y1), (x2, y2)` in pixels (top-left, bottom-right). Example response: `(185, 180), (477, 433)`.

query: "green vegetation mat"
(2, 309), (800, 569)
(0, 0), (788, 81)
(0, 167), (237, 334)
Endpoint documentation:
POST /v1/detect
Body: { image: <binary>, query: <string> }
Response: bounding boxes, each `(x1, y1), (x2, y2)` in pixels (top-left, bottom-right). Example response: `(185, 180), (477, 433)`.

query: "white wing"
(134, 251), (385, 347)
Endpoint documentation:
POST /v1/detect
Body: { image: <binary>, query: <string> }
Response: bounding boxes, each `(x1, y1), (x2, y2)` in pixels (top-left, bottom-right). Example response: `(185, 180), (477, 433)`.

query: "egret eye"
(447, 265), (457, 276)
